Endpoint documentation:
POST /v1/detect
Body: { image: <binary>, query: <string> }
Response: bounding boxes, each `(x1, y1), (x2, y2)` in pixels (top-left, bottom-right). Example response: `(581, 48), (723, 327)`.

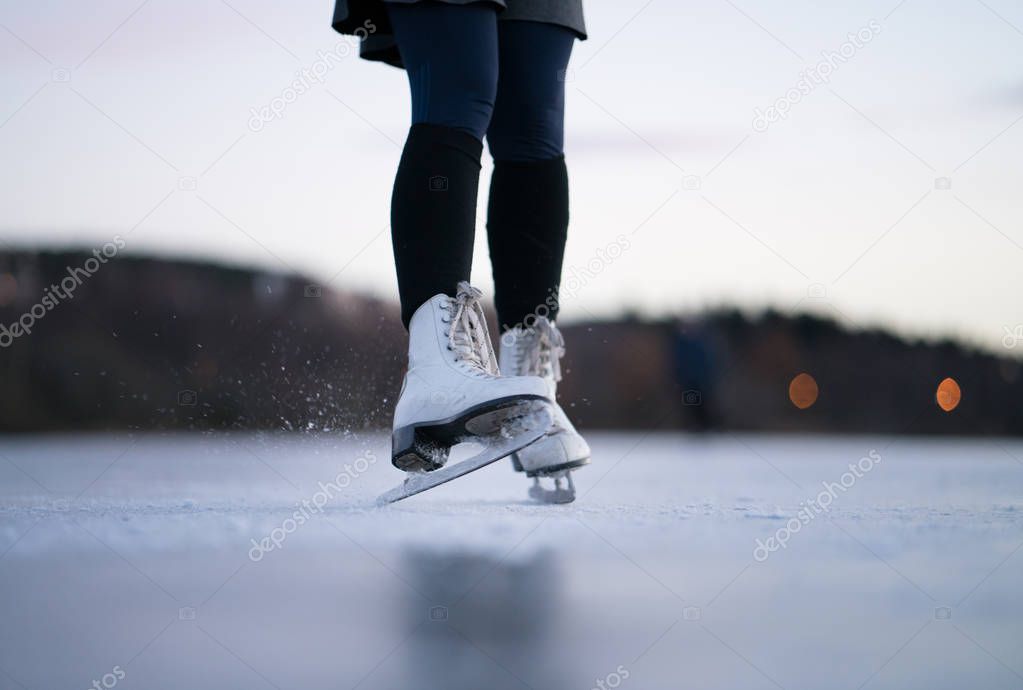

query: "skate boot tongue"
(448, 281), (499, 377)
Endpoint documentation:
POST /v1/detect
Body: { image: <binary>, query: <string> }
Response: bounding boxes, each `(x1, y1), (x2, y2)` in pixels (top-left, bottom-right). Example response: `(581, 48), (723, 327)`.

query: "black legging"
(386, 1), (575, 330)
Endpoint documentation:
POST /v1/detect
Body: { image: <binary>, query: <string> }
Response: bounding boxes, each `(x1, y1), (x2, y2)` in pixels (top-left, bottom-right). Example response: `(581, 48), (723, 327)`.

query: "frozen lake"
(1, 432), (1021, 689)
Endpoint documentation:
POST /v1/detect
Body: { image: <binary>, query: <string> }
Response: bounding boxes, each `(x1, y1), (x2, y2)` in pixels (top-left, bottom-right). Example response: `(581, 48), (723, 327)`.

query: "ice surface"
(1, 432), (1021, 689)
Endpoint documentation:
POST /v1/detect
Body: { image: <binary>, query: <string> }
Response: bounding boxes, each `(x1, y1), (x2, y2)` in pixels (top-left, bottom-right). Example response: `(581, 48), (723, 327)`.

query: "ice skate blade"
(527, 470), (577, 504)
(378, 403), (554, 505)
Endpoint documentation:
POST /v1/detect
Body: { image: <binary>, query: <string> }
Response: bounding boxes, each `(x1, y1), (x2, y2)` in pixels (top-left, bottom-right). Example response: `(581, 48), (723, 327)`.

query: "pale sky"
(1, 0), (1021, 353)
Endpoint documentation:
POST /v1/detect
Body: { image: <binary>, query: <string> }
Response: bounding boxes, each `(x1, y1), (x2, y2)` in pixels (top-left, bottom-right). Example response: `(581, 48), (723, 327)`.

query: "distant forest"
(1, 250), (1020, 435)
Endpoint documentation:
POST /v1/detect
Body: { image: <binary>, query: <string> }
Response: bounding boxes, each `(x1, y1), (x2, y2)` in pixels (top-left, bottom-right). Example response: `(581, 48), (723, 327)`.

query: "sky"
(1, 0), (1021, 353)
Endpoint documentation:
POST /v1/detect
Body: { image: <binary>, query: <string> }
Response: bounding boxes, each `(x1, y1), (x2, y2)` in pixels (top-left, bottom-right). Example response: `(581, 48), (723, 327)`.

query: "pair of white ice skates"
(385, 282), (590, 504)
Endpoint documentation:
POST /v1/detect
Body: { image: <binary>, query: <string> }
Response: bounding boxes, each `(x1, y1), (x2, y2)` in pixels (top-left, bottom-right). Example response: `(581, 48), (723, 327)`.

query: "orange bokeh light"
(936, 377), (961, 412)
(789, 372), (818, 409)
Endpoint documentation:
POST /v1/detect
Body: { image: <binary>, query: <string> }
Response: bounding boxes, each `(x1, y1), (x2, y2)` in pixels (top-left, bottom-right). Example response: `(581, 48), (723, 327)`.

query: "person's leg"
(485, 20), (575, 331)
(486, 21), (587, 496)
(386, 2), (498, 328)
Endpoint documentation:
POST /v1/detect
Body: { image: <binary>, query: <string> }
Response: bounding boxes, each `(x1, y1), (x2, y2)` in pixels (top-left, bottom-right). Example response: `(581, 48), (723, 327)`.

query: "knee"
(487, 107), (565, 162)
(454, 61), (498, 136)
(412, 61), (497, 142)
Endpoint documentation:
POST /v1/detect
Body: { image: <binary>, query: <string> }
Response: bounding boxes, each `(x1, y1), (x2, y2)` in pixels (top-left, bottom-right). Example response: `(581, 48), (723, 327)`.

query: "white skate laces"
(444, 282), (499, 377)
(513, 317), (564, 383)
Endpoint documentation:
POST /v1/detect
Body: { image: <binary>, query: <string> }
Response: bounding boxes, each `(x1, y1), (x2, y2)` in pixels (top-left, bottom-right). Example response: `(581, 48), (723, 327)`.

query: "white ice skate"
(500, 317), (590, 504)
(381, 283), (554, 504)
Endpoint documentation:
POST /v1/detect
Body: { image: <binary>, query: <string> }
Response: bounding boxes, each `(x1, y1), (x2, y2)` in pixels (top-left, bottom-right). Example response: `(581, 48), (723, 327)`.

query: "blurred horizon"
(2, 0), (1022, 353)
(3, 248), (1021, 435)
(2, 238), (1021, 359)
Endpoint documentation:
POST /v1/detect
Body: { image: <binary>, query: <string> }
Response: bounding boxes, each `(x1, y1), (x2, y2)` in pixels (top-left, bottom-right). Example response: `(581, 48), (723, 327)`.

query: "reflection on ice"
(399, 549), (567, 689)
